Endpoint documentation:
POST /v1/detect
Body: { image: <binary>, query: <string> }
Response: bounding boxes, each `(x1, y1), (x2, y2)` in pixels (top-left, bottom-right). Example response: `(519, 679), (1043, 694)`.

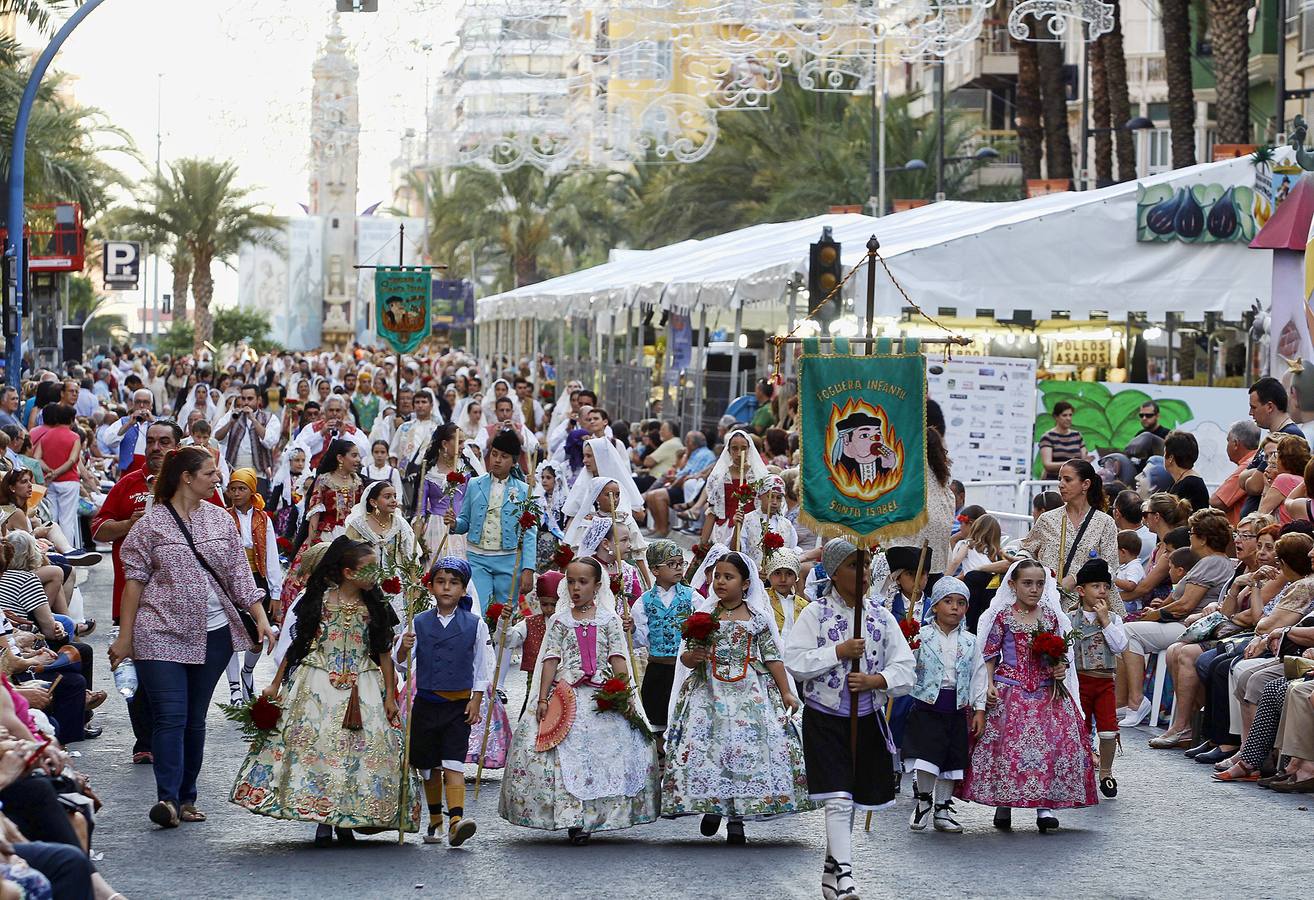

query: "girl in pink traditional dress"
(279, 440), (363, 618)
(961, 558), (1098, 832)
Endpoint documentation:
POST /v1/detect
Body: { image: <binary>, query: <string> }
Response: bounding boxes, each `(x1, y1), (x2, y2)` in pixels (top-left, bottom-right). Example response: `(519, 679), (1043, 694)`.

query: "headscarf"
(578, 516), (615, 558)
(453, 397), (483, 434)
(229, 467), (265, 510)
(349, 478), (393, 522)
(646, 539), (684, 570)
(974, 558), (1083, 717)
(534, 459), (568, 521)
(552, 556), (625, 619)
(928, 575), (969, 611)
(563, 428), (588, 477)
(707, 428), (770, 520)
(430, 554), (471, 585)
(562, 437), (641, 516)
(822, 537), (859, 581)
(670, 549), (781, 725)
(459, 439), (486, 477)
(548, 379), (584, 437)
(764, 547), (801, 576)
(689, 543), (734, 596)
(564, 477), (618, 543)
(482, 378), (520, 423)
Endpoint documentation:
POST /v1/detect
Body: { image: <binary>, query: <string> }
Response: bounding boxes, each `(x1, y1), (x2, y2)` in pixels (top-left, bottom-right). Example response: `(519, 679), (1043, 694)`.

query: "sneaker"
(423, 822), (444, 844)
(908, 790), (933, 832)
(64, 550), (102, 567)
(448, 817), (476, 847)
(932, 800), (962, 833)
(1099, 775), (1118, 798)
(1118, 698), (1152, 728)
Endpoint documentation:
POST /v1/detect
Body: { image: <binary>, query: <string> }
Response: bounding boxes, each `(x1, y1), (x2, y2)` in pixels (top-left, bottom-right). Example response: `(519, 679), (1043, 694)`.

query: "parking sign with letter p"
(103, 241), (141, 290)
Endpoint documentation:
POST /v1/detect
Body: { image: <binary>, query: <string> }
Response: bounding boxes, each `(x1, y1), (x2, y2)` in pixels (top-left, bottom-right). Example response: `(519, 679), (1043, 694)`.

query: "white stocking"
(914, 771), (935, 798)
(225, 652), (242, 698)
(932, 777), (955, 806)
(242, 650), (261, 698)
(824, 798), (854, 866)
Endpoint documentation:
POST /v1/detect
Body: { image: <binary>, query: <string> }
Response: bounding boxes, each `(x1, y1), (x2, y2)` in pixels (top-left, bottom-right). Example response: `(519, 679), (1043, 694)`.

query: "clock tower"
(309, 15), (360, 346)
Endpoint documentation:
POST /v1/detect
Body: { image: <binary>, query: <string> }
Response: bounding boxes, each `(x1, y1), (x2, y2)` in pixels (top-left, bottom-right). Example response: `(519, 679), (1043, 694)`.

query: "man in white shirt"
(290, 394), (370, 467)
(106, 388), (156, 474)
(215, 384), (281, 497)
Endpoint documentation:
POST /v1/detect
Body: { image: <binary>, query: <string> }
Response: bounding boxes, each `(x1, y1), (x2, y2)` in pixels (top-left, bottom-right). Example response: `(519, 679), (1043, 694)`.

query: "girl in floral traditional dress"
(499, 557), (660, 844)
(961, 558), (1098, 832)
(231, 537), (421, 846)
(279, 439), (363, 617)
(532, 459), (569, 572)
(418, 425), (482, 566)
(737, 475), (798, 569)
(345, 480), (420, 619)
(701, 429), (769, 547)
(662, 549), (809, 843)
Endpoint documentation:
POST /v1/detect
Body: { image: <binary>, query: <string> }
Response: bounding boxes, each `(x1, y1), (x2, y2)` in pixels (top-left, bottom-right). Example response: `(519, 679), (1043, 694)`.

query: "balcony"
(1126, 53), (1167, 88)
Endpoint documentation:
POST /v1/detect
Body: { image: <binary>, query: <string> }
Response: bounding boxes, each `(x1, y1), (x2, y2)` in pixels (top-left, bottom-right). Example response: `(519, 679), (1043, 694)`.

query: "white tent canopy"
(476, 156), (1272, 326)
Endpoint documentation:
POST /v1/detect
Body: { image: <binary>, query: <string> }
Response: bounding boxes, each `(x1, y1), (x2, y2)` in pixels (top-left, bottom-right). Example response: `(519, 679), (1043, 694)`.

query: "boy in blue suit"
(445, 430), (537, 614)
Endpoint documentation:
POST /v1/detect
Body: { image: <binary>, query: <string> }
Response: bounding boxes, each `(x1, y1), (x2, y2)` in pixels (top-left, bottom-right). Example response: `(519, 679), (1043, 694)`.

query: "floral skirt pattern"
(960, 682), (1097, 810)
(422, 516), (467, 568)
(466, 691), (511, 769)
(229, 665), (423, 831)
(661, 669), (812, 818)
(499, 683), (660, 833)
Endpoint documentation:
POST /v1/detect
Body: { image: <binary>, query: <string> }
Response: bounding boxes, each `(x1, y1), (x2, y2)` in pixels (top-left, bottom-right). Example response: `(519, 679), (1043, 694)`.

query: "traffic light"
(808, 226), (842, 326)
(1, 254), (16, 340)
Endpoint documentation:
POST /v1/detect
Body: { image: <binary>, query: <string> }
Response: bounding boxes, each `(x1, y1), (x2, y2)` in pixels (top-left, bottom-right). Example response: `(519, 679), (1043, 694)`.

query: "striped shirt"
(0, 570), (48, 617)
(1039, 429), (1085, 464)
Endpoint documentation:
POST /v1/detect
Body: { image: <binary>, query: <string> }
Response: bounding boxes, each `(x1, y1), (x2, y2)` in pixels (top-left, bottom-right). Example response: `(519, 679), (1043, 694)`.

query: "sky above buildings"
(25, 0), (457, 327)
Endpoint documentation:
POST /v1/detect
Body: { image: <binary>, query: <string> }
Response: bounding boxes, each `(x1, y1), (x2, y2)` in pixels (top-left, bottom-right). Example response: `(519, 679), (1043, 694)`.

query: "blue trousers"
(135, 627), (233, 805)
(467, 549), (516, 614)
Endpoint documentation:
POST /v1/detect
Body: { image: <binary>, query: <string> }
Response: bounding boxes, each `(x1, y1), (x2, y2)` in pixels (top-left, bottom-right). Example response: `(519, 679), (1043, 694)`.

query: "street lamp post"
(6, 0), (112, 383)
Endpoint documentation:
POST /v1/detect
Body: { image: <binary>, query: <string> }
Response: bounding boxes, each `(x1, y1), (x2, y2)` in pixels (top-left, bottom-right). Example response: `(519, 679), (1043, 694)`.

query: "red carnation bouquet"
(681, 608), (721, 650)
(592, 668), (652, 739)
(609, 572), (625, 599)
(731, 481), (757, 508)
(380, 576), (402, 595)
(486, 602), (508, 632)
(442, 470), (467, 502)
(551, 544), (574, 570)
(1032, 629), (1075, 701)
(762, 529), (785, 553)
(218, 694), (283, 750)
(899, 617), (921, 650)
(276, 536), (292, 556)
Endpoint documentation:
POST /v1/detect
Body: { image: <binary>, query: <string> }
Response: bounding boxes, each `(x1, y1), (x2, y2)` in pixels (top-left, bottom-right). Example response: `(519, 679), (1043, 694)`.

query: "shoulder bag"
(164, 502), (260, 646)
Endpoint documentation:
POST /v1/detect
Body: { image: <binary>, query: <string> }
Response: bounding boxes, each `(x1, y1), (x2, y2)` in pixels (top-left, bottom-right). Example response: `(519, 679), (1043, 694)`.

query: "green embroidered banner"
(799, 345), (927, 542)
(375, 267), (432, 354)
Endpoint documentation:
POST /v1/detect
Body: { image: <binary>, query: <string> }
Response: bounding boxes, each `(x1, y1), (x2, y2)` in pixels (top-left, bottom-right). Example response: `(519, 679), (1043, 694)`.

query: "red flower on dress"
(601, 677), (628, 695)
(381, 576), (402, 595)
(595, 697), (614, 712)
(763, 531), (785, 551)
(518, 510), (538, 529)
(250, 695), (282, 731)
(276, 537), (292, 553)
(609, 574), (624, 597)
(446, 471), (467, 486)
(552, 545), (575, 569)
(682, 611), (720, 642)
(1033, 632), (1068, 662)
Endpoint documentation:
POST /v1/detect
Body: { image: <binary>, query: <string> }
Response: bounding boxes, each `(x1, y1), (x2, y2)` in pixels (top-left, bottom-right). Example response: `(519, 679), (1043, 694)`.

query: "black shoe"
(1184, 741), (1214, 759)
(496, 689), (508, 705)
(993, 807), (1012, 831)
(1194, 747), (1231, 765)
(65, 551), (102, 567)
(334, 827), (355, 844)
(700, 814), (723, 836)
(314, 824), (333, 847)
(1037, 811), (1060, 833)
(81, 724), (103, 740)
(1099, 776), (1118, 798)
(149, 800), (179, 829)
(567, 827), (589, 845)
(726, 819), (745, 845)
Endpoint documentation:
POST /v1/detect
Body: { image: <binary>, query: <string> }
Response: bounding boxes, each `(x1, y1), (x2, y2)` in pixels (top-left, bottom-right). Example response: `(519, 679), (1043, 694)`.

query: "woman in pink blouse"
(109, 446), (274, 829)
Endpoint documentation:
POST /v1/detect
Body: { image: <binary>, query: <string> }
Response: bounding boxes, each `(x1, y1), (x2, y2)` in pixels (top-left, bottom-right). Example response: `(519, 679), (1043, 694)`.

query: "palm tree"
(1091, 33), (1113, 186)
(124, 159), (281, 348)
(0, 1), (78, 35)
(1014, 30), (1044, 183)
(1037, 40), (1074, 180)
(1207, 0), (1254, 144)
(168, 240), (192, 324)
(0, 68), (132, 218)
(1103, 1), (1136, 181)
(1162, 0), (1197, 167)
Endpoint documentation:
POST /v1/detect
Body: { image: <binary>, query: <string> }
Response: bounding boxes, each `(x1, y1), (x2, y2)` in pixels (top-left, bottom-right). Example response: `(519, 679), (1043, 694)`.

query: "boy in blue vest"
(445, 430), (537, 614)
(631, 539), (694, 756)
(900, 576), (986, 834)
(398, 556), (492, 846)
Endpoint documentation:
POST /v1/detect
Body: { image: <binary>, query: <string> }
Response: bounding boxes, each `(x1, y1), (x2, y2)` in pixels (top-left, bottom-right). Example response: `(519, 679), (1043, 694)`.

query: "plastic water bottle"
(112, 659), (137, 701)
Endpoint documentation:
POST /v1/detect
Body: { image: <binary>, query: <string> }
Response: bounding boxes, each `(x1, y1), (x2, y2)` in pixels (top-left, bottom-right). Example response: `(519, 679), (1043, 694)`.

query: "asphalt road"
(67, 561), (1314, 899)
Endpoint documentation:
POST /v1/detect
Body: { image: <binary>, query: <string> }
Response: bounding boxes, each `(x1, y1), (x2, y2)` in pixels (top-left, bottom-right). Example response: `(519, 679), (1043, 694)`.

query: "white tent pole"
(691, 299), (707, 435)
(728, 294), (743, 411)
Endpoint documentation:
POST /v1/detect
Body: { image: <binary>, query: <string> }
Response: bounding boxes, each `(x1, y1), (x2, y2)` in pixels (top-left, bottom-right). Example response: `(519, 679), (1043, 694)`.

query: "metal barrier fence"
(602, 364), (655, 423)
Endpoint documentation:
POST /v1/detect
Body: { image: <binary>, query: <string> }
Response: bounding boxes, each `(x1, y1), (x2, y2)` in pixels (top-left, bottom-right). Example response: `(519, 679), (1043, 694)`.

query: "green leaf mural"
(1033, 382), (1195, 477)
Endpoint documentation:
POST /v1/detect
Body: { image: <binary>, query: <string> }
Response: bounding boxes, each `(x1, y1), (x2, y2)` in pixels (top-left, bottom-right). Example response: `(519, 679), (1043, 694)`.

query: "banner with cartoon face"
(375, 266), (432, 354)
(800, 339), (927, 543)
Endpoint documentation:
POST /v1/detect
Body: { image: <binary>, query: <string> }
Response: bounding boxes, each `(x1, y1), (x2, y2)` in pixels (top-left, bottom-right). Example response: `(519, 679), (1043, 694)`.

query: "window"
(1302, 0), (1314, 56)
(1148, 101), (1170, 122)
(1147, 128), (1172, 172)
(614, 40), (673, 80)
